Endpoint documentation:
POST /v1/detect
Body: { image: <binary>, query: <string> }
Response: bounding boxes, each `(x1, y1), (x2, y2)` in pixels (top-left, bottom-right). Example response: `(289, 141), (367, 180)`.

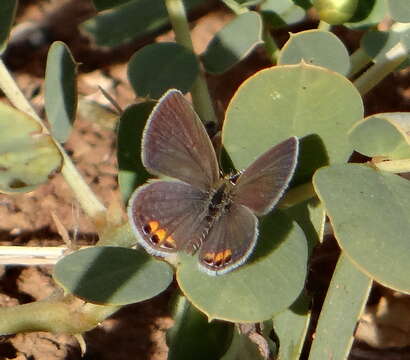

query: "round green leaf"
(278, 30), (350, 76)
(54, 246), (174, 305)
(348, 113), (410, 159)
(260, 0), (306, 28)
(223, 64), (363, 184)
(177, 211), (308, 322)
(128, 42), (199, 98)
(0, 103), (62, 193)
(45, 41), (78, 143)
(387, 0), (410, 22)
(313, 164), (410, 293)
(117, 102), (154, 203)
(201, 12), (263, 75)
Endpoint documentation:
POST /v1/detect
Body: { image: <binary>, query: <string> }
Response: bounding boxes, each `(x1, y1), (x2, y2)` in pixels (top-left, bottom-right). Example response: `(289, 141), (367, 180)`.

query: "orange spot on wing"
(223, 249), (232, 263)
(214, 252), (224, 263)
(148, 221), (159, 232)
(163, 235), (177, 249)
(203, 252), (214, 264)
(154, 228), (167, 242)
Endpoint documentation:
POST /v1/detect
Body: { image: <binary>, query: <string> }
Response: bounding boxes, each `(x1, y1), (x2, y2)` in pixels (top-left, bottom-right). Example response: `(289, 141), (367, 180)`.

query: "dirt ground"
(0, 1), (409, 359)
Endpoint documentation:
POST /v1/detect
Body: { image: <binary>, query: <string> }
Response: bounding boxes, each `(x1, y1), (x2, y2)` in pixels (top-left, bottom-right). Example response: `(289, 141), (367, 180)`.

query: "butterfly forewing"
(142, 90), (219, 192)
(198, 203), (258, 275)
(233, 137), (299, 215)
(128, 180), (209, 256)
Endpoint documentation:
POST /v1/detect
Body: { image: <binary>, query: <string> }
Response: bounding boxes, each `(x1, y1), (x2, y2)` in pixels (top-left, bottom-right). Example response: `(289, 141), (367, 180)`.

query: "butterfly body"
(128, 89), (298, 275)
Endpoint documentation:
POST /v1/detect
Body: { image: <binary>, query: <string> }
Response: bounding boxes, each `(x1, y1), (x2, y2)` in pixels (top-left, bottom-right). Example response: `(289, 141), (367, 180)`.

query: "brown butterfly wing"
(142, 89), (219, 192)
(128, 180), (209, 256)
(198, 203), (258, 275)
(233, 137), (299, 216)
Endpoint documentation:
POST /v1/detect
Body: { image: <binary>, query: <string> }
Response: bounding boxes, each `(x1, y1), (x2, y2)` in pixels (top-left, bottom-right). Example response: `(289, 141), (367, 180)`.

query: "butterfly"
(127, 89), (299, 275)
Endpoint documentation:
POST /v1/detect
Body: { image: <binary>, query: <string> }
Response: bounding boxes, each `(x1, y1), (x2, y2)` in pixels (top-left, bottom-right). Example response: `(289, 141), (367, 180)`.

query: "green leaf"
(128, 43), (199, 98)
(92, 0), (133, 11)
(0, 0), (17, 55)
(348, 113), (410, 159)
(45, 41), (78, 143)
(81, 0), (206, 47)
(260, 0), (306, 28)
(53, 246), (173, 305)
(177, 211), (308, 322)
(167, 295), (234, 360)
(274, 294), (311, 360)
(361, 23), (410, 70)
(307, 254), (372, 359)
(278, 30), (350, 76)
(344, 0), (387, 29)
(223, 64), (363, 185)
(387, 0), (410, 22)
(313, 164), (410, 293)
(202, 12), (263, 75)
(0, 103), (62, 193)
(117, 102), (154, 203)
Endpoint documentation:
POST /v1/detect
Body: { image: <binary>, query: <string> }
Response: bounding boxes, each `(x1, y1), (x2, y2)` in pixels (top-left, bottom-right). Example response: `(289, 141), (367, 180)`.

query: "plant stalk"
(308, 254), (372, 359)
(373, 158), (410, 173)
(0, 295), (119, 335)
(164, 0), (218, 128)
(263, 25), (280, 65)
(354, 43), (408, 96)
(348, 47), (372, 78)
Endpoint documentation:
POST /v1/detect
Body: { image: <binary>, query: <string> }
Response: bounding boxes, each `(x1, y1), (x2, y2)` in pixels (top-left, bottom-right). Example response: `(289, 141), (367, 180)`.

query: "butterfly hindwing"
(142, 90), (219, 192)
(128, 180), (209, 256)
(198, 203), (258, 275)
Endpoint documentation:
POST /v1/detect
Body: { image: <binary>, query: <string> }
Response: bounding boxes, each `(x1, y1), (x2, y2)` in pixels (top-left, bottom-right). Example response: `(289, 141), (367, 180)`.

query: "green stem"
(354, 42), (408, 96)
(0, 296), (119, 335)
(317, 20), (331, 31)
(164, 0), (218, 127)
(263, 25), (280, 65)
(0, 59), (106, 220)
(348, 47), (372, 78)
(373, 158), (410, 173)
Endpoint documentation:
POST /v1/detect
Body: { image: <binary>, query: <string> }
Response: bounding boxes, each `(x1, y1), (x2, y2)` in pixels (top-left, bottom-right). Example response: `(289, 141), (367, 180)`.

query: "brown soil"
(0, 1), (409, 359)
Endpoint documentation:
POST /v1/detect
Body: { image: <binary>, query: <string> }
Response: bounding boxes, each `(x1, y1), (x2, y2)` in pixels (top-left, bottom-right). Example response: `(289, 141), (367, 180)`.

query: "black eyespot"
(214, 259), (223, 267)
(142, 224), (151, 234)
(150, 234), (160, 244)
